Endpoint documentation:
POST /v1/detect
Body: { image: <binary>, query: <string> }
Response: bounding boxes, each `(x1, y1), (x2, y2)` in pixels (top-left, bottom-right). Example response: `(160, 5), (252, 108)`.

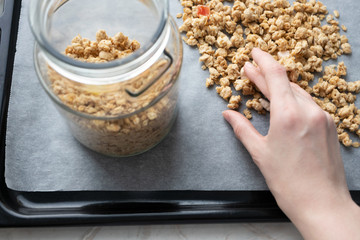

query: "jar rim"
(28, 0), (169, 71)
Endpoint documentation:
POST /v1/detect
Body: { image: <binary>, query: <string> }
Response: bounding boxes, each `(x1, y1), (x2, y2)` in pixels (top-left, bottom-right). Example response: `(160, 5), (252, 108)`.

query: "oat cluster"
(313, 63), (360, 147)
(178, 0), (360, 147)
(49, 31), (177, 156)
(65, 30), (140, 62)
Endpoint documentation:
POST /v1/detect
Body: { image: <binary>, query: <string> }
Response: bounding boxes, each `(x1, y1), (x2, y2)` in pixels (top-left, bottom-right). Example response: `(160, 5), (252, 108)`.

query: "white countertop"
(0, 223), (302, 239)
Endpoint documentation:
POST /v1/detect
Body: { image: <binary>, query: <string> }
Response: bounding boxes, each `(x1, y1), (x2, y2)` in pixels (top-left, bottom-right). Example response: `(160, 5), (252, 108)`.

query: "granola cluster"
(49, 30), (177, 156)
(178, 0), (359, 147)
(65, 30), (140, 62)
(313, 63), (360, 147)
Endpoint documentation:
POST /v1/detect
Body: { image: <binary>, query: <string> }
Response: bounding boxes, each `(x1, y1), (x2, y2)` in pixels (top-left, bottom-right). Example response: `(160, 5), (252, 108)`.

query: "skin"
(223, 48), (360, 240)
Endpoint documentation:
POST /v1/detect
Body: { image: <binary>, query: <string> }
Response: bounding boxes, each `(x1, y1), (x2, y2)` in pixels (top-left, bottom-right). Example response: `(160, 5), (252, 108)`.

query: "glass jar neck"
(29, 0), (169, 85)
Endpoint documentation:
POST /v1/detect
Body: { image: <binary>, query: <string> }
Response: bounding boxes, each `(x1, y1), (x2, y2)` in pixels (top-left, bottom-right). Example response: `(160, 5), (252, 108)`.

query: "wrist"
(288, 195), (360, 240)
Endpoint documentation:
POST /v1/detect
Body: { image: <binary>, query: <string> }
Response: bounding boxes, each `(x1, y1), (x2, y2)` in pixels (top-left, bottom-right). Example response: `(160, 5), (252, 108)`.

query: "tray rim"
(0, 0), (359, 228)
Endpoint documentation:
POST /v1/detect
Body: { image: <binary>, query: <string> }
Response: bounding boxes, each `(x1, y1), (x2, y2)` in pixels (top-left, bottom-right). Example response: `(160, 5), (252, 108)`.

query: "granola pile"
(178, 0), (360, 147)
(49, 30), (177, 156)
(65, 30), (140, 62)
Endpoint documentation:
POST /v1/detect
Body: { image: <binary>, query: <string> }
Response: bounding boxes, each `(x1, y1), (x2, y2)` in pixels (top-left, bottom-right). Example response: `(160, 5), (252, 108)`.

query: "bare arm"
(223, 48), (360, 240)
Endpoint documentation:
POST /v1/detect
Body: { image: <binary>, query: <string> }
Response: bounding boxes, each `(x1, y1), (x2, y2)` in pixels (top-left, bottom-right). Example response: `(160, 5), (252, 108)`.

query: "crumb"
(341, 25), (347, 32)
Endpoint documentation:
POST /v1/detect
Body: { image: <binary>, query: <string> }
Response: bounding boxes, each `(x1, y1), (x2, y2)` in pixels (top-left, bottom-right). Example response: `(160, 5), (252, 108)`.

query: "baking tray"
(0, 0), (359, 227)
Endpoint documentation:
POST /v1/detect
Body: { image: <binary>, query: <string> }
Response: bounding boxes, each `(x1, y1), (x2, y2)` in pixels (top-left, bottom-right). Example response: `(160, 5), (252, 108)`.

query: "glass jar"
(29, 0), (182, 157)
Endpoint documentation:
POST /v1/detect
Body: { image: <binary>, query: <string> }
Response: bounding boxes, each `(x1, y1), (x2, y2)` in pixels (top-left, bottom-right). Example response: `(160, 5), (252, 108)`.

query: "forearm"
(288, 199), (360, 240)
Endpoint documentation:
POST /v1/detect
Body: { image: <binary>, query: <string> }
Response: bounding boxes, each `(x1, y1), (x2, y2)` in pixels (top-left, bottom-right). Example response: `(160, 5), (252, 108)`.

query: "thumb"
(223, 110), (263, 154)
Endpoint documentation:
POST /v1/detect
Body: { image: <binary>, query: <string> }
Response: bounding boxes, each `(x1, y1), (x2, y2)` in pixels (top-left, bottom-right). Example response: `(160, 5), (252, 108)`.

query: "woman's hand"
(223, 48), (360, 240)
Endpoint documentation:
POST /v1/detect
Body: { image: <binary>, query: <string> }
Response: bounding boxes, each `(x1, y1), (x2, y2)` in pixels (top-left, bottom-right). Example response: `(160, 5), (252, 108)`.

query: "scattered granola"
(341, 24), (347, 32)
(179, 0), (358, 147)
(49, 30), (178, 156)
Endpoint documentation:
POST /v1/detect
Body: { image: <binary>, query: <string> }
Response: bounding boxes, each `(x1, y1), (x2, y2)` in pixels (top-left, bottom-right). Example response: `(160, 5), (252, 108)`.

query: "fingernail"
(244, 61), (255, 69)
(222, 110), (230, 122)
(222, 110), (228, 118)
(251, 47), (259, 54)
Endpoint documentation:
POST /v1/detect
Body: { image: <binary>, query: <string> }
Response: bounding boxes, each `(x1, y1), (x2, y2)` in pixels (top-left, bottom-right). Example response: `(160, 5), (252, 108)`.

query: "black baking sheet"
(0, 0), (360, 227)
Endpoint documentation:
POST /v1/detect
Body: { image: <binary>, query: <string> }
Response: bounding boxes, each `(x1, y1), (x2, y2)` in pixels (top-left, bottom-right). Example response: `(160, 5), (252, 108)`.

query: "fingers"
(223, 110), (263, 153)
(324, 111), (337, 131)
(244, 62), (271, 100)
(290, 82), (313, 102)
(251, 48), (293, 101)
(289, 83), (329, 119)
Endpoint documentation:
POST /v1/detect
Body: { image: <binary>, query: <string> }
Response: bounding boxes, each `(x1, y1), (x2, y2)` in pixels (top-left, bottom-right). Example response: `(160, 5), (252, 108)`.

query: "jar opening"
(29, 0), (168, 70)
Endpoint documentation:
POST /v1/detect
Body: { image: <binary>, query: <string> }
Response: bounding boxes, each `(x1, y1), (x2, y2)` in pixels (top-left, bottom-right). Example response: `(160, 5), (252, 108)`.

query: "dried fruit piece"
(197, 5), (210, 17)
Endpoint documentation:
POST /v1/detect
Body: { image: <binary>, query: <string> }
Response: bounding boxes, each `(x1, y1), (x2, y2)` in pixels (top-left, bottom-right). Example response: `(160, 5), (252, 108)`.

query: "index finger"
(251, 48), (293, 101)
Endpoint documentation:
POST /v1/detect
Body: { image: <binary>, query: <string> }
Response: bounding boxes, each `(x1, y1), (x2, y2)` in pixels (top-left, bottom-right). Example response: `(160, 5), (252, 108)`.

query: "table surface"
(0, 223), (302, 240)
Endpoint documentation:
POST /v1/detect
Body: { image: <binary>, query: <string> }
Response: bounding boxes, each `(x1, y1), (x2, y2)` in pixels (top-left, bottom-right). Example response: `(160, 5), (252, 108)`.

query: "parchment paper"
(5, 0), (360, 191)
